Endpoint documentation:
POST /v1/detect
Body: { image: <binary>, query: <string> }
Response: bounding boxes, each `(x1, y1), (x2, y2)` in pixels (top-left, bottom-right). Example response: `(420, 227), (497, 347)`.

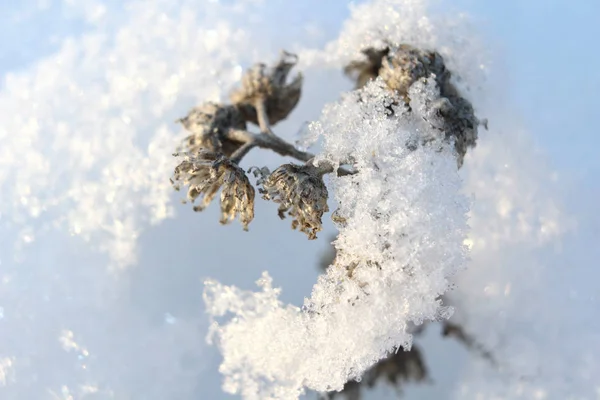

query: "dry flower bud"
(176, 102), (247, 157)
(171, 150), (255, 230)
(231, 51), (303, 126)
(258, 163), (329, 240)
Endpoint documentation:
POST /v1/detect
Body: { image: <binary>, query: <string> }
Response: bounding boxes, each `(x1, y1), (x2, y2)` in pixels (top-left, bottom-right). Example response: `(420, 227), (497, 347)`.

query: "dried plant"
(173, 44), (494, 399)
(231, 50), (303, 129)
(172, 52), (354, 233)
(176, 102), (247, 157)
(344, 43), (486, 167)
(379, 44), (449, 101)
(257, 163), (329, 240)
(171, 150), (255, 230)
(344, 47), (390, 89)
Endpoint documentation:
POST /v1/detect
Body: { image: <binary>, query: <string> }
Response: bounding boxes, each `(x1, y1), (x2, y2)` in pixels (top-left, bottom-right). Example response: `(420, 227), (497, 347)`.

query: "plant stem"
(255, 99), (275, 135)
(226, 128), (355, 176)
(230, 142), (257, 164)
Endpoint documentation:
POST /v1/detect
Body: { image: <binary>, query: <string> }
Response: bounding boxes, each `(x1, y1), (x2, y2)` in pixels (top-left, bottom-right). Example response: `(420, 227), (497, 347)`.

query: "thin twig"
(230, 142), (257, 164)
(226, 128), (355, 176)
(255, 99), (275, 135)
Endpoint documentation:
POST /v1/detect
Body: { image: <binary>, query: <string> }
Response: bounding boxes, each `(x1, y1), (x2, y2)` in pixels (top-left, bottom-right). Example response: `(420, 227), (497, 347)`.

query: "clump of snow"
(204, 79), (469, 398)
(299, 0), (489, 106)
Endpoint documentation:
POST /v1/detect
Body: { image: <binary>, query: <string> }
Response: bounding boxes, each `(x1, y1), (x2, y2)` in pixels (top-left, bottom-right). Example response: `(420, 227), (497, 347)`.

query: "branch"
(226, 128), (355, 176)
(255, 99), (276, 136)
(230, 141), (257, 164)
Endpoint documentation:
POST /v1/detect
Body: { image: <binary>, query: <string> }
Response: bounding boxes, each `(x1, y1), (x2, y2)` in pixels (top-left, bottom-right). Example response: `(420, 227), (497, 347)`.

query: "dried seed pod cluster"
(170, 45), (481, 236)
(171, 52), (324, 236)
(345, 43), (483, 167)
(258, 164), (329, 240)
(171, 150), (255, 231)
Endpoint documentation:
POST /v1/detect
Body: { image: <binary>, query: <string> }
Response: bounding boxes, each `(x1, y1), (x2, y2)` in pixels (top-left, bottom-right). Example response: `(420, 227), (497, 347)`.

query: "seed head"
(231, 51), (303, 126)
(379, 44), (449, 101)
(171, 150), (255, 230)
(344, 47), (390, 89)
(258, 163), (329, 240)
(345, 44), (481, 168)
(176, 102), (247, 157)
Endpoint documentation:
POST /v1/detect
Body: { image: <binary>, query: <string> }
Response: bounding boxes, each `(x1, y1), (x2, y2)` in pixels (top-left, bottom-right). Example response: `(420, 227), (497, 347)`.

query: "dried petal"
(231, 51), (303, 126)
(176, 102), (247, 157)
(171, 151), (255, 230)
(259, 163), (329, 240)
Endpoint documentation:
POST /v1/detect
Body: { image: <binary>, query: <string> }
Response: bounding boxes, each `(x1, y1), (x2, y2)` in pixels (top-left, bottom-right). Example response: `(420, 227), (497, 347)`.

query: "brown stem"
(226, 128), (355, 176)
(254, 99), (275, 135)
(230, 142), (257, 164)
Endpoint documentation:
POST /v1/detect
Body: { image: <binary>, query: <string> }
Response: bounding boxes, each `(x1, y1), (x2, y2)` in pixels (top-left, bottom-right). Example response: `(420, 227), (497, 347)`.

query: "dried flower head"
(379, 44), (450, 100)
(176, 102), (247, 157)
(231, 51), (303, 126)
(171, 150), (255, 230)
(345, 44), (481, 168)
(258, 163), (329, 240)
(344, 47), (390, 89)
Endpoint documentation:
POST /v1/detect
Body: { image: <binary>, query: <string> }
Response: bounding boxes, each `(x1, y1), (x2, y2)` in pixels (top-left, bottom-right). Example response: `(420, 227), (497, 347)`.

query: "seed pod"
(345, 44), (482, 168)
(258, 163), (329, 240)
(171, 150), (255, 230)
(176, 102), (247, 157)
(344, 47), (390, 89)
(379, 44), (450, 101)
(231, 51), (303, 127)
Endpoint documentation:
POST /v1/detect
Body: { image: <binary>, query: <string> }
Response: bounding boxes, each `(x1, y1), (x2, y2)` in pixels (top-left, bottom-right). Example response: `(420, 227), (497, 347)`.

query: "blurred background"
(0, 0), (598, 399)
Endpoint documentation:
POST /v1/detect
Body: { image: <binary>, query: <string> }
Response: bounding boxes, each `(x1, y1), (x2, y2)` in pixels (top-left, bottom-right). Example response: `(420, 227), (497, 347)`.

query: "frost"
(204, 81), (469, 398)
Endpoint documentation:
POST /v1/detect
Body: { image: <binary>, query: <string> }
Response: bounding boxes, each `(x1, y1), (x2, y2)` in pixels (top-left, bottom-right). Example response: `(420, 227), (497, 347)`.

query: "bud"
(171, 150), (255, 230)
(259, 164), (329, 240)
(230, 51), (303, 126)
(176, 102), (247, 157)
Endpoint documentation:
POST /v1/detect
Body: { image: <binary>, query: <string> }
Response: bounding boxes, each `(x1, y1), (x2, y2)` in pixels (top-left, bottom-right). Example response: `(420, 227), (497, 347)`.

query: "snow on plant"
(161, 1), (485, 397)
(197, 71), (470, 395)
